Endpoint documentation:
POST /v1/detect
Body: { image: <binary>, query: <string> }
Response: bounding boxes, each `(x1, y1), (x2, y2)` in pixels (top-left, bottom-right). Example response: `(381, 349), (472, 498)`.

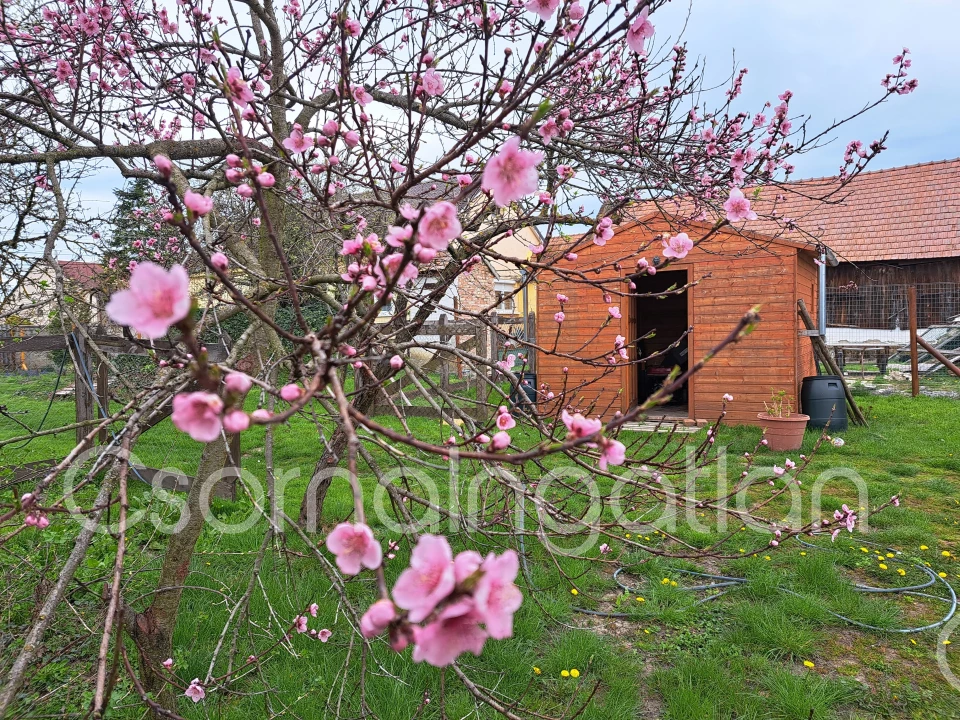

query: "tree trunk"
(129, 440), (227, 709)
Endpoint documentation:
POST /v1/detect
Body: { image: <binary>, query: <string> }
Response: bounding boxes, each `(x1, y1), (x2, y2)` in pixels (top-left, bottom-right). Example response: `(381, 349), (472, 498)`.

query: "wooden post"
(72, 333), (95, 445)
(908, 286), (919, 397)
(917, 335), (960, 380)
(797, 300), (867, 426)
(476, 321), (489, 406)
(96, 359), (109, 444)
(438, 314), (449, 391)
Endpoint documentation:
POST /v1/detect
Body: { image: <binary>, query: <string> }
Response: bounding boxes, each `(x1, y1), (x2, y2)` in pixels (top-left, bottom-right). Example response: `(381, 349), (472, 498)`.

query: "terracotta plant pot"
(757, 413), (810, 452)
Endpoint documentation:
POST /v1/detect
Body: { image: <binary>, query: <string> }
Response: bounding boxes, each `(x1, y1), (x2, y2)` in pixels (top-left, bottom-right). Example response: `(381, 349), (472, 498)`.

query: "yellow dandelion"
(910, 639), (917, 645)
(561, 670), (570, 677)
(803, 660), (815, 668)
(860, 547), (869, 553)
(886, 552), (895, 558)
(800, 551), (807, 556)
(944, 640), (952, 646)
(570, 669), (580, 678)
(879, 563), (888, 570)
(570, 589), (579, 596)
(739, 548), (745, 553)
(644, 628), (651, 634)
(942, 551), (952, 557)
(534, 667), (542, 675)
(920, 545), (929, 550)
(670, 580), (678, 587)
(625, 533), (631, 538)
(939, 572), (948, 578)
(661, 578), (670, 585)
(897, 568), (906, 576)
(636, 597), (645, 603)
(764, 556), (772, 561)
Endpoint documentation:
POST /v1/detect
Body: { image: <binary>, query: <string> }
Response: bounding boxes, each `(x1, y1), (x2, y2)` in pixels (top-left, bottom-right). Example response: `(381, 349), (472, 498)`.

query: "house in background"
(751, 158), (960, 339)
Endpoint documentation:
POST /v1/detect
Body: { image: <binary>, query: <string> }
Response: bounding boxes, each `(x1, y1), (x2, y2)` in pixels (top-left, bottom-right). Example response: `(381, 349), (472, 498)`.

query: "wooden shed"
(535, 213), (820, 426)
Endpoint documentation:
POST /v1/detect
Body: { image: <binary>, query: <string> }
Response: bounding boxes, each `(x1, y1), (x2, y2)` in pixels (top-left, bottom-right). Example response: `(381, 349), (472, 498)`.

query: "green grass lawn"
(1, 371), (959, 718)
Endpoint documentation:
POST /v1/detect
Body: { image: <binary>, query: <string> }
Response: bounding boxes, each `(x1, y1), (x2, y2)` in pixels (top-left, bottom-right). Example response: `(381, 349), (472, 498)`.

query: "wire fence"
(825, 282), (960, 395)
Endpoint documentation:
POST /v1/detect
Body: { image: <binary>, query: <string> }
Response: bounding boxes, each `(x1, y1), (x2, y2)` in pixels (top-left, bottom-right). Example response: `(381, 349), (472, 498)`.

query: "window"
(496, 292), (516, 314)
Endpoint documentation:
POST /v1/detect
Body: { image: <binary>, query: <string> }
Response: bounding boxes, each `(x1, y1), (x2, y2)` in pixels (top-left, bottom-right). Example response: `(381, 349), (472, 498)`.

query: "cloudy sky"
(654, 0), (959, 177)
(79, 0), (958, 209)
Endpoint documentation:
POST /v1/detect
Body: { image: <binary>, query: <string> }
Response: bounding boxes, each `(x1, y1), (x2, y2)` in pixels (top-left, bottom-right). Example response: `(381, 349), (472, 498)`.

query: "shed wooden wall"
(535, 217), (815, 426)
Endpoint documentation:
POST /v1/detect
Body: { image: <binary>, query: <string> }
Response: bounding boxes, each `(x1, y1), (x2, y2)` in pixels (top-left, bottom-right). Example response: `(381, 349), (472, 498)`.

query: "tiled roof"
(624, 158), (960, 263)
(60, 261), (105, 291)
(748, 158), (960, 263)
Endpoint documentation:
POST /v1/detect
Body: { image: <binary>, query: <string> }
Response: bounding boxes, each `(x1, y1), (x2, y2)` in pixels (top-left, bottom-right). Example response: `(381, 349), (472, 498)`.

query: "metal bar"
(917, 335), (960, 380)
(908, 287), (919, 397)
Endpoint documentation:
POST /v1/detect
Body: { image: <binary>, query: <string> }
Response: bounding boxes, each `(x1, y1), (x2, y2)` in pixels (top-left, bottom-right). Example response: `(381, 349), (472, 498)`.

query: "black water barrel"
(801, 375), (847, 430)
(510, 372), (537, 408)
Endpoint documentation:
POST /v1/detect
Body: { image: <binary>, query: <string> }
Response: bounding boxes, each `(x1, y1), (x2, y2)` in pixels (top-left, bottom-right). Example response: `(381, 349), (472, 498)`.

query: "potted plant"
(757, 389), (809, 451)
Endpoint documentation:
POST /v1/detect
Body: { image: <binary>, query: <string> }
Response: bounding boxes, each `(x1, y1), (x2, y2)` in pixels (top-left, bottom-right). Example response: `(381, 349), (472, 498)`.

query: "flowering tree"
(0, 0), (914, 715)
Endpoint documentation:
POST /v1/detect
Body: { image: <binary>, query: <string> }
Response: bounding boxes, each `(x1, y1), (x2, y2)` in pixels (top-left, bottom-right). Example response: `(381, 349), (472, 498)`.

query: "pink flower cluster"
(560, 410), (626, 470)
(830, 504), (858, 541)
(356, 534), (523, 667)
(224, 153), (276, 198)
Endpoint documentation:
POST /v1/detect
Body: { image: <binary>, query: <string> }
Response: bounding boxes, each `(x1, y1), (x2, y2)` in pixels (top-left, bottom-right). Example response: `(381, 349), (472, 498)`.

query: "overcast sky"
(654, 0), (959, 177)
(79, 0), (958, 209)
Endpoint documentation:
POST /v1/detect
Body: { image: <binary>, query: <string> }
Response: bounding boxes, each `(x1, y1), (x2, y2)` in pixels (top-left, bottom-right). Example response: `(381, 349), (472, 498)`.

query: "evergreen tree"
(103, 178), (154, 269)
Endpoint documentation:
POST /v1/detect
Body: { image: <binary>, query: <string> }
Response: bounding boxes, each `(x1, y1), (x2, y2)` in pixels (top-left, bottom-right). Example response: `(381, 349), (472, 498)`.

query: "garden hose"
(565, 535), (957, 634)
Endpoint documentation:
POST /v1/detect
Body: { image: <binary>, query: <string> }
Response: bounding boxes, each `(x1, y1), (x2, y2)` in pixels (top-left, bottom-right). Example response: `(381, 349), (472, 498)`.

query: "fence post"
(97, 359), (109, 444)
(438, 314), (450, 391)
(908, 286), (919, 397)
(73, 334), (95, 446)
(476, 321), (489, 406)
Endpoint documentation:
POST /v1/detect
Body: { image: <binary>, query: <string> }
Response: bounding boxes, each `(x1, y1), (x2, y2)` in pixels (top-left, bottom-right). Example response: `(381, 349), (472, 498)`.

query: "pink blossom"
(344, 17), (362, 36)
(626, 7), (655, 55)
(421, 68), (444, 97)
(599, 543), (611, 554)
(210, 252), (229, 272)
(326, 522), (382, 575)
(344, 130), (360, 148)
(892, 495), (900, 507)
(105, 262), (191, 339)
(723, 188), (758, 222)
(360, 599), (397, 638)
(722, 393), (734, 402)
(162, 658), (173, 669)
(561, 410), (602, 439)
(496, 407), (516, 430)
(608, 306), (621, 319)
(481, 137), (544, 207)
(418, 201), (461, 251)
(662, 232), (693, 259)
(473, 551), (522, 639)
(554, 311), (565, 323)
(224, 372), (253, 394)
(280, 384), (302, 402)
(225, 67), (254, 107)
(185, 679), (205, 703)
(294, 615), (309, 633)
(153, 155), (172, 177)
(524, 0), (561, 21)
(598, 436), (626, 471)
(309, 602), (319, 617)
(538, 118), (561, 145)
(318, 628), (332, 642)
(352, 84), (373, 106)
(392, 534), (455, 623)
(412, 599), (487, 667)
(490, 431), (511, 450)
(256, 172), (276, 188)
(389, 355), (404, 370)
(223, 410), (250, 433)
(183, 190), (213, 217)
(772, 465), (785, 477)
(282, 123), (314, 153)
(172, 392), (224, 442)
